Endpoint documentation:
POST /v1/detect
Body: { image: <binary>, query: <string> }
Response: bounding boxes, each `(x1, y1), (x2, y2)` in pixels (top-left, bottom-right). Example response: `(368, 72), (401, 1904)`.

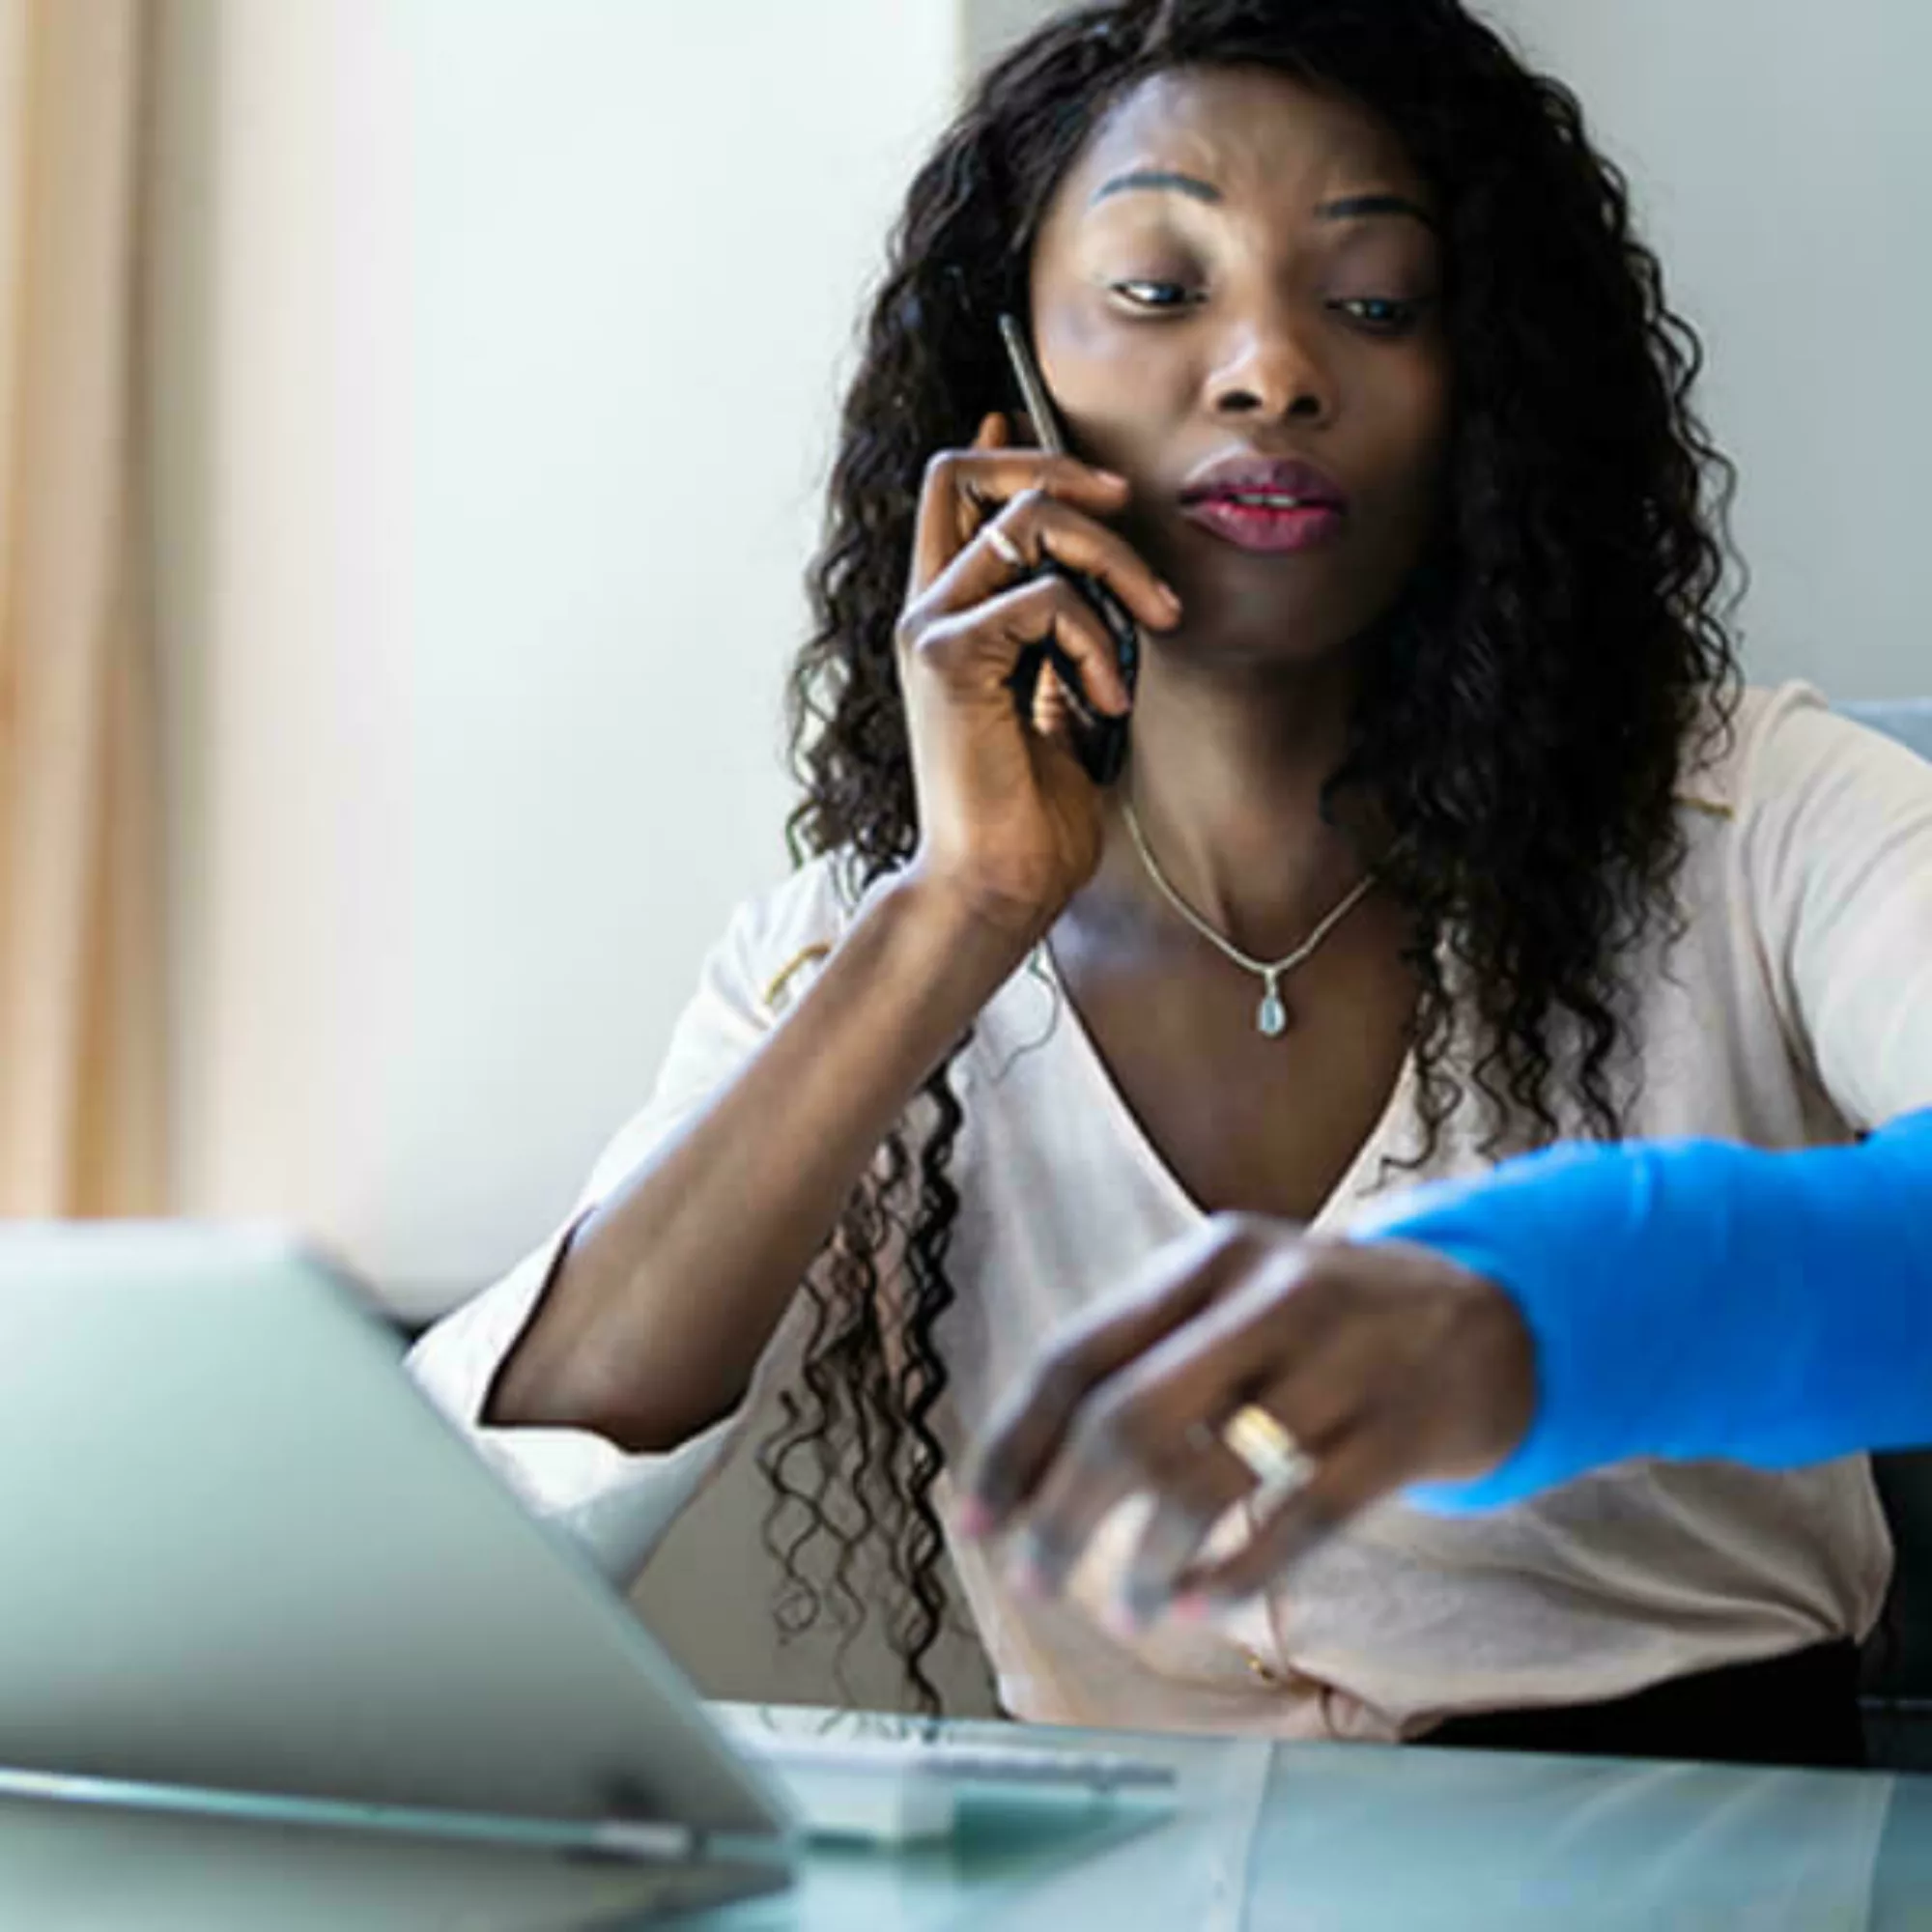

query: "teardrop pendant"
(1257, 982), (1290, 1037)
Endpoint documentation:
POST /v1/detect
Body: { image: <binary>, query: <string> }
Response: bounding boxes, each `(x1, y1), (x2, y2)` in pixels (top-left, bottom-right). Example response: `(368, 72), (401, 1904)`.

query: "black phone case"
(994, 309), (1140, 785)
(1042, 567), (1139, 786)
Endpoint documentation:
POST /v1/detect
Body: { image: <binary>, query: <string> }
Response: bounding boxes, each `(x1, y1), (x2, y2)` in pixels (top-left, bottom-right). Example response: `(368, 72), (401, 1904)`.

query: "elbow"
(484, 1332), (744, 1458)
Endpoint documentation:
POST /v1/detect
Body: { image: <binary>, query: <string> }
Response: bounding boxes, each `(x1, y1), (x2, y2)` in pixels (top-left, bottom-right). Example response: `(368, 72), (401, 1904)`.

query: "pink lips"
(1178, 455), (1349, 555)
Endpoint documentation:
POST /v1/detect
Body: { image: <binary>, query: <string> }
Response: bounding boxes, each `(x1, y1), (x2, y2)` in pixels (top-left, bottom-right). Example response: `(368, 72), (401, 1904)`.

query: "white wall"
(147, 0), (998, 1713)
(1474, 0), (1930, 699)
(962, 0), (1071, 71)
(151, 0), (965, 1315)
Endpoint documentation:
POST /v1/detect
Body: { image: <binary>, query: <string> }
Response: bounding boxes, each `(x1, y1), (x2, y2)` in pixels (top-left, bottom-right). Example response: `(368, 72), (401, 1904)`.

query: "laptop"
(0, 1224), (798, 1918)
(0, 1225), (1172, 1917)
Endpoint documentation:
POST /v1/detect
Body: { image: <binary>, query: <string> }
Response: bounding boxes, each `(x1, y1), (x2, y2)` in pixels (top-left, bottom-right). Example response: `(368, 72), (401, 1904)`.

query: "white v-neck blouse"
(409, 684), (1932, 1741)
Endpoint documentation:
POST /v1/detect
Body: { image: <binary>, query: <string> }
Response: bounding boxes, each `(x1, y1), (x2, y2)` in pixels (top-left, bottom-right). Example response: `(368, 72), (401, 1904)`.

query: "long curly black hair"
(757, 0), (1742, 1714)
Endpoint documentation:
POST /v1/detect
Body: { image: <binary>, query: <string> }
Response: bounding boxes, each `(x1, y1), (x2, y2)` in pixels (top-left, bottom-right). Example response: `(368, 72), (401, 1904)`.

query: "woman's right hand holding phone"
(488, 424), (1178, 1455)
(895, 412), (1181, 951)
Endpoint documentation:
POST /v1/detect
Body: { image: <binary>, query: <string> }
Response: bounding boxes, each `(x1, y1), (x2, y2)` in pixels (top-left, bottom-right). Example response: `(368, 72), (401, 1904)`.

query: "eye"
(1109, 279), (1201, 313)
(1330, 296), (1427, 335)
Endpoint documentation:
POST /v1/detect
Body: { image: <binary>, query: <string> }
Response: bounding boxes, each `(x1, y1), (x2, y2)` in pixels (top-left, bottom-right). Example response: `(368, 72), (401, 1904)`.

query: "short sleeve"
(406, 855), (863, 1582)
(1739, 685), (1932, 1130)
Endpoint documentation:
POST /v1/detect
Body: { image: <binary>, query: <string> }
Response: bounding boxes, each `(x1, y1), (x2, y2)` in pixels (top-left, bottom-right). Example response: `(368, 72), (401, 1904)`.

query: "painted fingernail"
(1171, 1592), (1214, 1624)
(955, 1495), (995, 1539)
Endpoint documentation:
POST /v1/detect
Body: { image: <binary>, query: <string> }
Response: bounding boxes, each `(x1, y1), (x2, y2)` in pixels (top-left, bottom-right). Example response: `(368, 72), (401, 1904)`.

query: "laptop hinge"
(579, 1818), (696, 1863)
(578, 1818), (791, 1870)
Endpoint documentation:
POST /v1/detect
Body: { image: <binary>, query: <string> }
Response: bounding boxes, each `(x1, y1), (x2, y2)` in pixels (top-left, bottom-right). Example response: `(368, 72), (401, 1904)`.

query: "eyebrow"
(1091, 173), (1437, 233)
(1317, 192), (1437, 232)
(1091, 169), (1223, 206)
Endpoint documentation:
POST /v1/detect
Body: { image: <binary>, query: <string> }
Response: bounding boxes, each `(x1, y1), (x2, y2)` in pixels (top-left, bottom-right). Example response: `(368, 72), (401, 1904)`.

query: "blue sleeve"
(1350, 1109), (1932, 1513)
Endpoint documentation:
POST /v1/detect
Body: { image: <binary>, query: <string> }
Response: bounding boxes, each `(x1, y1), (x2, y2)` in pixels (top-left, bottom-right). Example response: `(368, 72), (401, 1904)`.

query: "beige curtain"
(0, 0), (162, 1215)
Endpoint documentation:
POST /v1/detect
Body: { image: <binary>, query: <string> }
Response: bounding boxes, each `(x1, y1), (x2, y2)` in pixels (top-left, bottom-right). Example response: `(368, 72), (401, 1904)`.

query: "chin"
(1165, 577), (1374, 672)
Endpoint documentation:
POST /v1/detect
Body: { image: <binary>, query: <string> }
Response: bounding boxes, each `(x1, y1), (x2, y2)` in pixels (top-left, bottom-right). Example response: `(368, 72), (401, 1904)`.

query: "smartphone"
(996, 313), (1140, 785)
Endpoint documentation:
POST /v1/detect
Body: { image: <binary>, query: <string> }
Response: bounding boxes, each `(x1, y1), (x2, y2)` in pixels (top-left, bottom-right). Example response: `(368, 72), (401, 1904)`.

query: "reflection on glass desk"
(4, 1702), (1930, 1930)
(703, 1705), (1932, 1931)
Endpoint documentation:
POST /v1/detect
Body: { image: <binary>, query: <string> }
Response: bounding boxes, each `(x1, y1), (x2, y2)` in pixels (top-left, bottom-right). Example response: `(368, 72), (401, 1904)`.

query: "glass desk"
(2, 1703), (1927, 1929)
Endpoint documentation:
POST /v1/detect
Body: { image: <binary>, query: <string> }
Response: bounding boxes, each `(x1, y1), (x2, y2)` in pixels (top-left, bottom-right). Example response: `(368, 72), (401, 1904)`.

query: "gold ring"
(1221, 1403), (1316, 1505)
(985, 524), (1027, 570)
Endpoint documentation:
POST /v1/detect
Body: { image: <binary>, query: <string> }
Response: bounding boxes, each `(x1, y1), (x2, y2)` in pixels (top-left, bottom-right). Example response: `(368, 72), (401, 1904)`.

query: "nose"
(1205, 308), (1331, 427)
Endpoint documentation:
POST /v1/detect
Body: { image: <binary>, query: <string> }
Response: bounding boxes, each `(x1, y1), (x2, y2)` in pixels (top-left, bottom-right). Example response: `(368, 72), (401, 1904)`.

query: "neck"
(1102, 649), (1377, 958)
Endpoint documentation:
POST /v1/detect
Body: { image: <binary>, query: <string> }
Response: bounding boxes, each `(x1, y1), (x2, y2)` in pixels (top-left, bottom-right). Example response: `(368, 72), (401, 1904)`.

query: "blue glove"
(1352, 1109), (1932, 1512)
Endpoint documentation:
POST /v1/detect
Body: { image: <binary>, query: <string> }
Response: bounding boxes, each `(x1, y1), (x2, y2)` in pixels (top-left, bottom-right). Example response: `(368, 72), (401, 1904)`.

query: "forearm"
(1355, 1108), (1932, 1509)
(488, 872), (1026, 1452)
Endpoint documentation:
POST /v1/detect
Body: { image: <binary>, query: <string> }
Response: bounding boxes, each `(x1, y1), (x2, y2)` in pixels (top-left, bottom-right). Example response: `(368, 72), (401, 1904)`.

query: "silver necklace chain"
(1121, 796), (1378, 1037)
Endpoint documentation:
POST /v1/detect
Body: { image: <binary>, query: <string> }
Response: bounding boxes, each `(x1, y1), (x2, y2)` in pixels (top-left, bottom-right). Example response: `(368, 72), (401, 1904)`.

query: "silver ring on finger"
(985, 523), (1027, 571)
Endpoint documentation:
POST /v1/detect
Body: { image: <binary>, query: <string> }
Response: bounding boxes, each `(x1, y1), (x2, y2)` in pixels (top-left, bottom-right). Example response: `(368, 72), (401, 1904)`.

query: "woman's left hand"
(957, 1215), (1536, 1633)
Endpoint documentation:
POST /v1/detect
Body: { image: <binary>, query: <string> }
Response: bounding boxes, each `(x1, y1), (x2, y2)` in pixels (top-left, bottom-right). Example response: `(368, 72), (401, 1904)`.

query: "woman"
(410, 0), (1932, 1766)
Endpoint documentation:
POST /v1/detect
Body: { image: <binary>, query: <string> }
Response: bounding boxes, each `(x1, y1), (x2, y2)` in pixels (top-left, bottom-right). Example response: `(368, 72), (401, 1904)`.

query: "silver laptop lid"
(0, 1225), (790, 1847)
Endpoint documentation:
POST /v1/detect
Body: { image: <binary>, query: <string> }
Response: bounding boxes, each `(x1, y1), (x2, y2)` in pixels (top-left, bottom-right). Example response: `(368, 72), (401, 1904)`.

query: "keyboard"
(717, 1714), (1178, 1844)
